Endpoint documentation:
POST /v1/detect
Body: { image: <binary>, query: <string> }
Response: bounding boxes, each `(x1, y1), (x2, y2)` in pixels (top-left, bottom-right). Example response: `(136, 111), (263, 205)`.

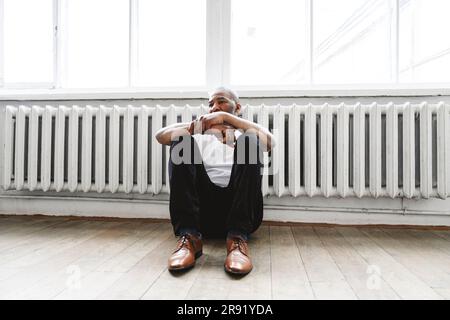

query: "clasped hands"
(188, 111), (236, 145)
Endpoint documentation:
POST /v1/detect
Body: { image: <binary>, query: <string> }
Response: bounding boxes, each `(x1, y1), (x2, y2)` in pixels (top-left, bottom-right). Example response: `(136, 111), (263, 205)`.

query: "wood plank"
(0, 216), (58, 234)
(403, 229), (450, 271)
(270, 226), (314, 299)
(10, 222), (148, 300)
(363, 228), (450, 291)
(185, 240), (230, 300)
(0, 220), (105, 267)
(0, 217), (71, 251)
(432, 230), (450, 242)
(96, 222), (171, 273)
(315, 227), (399, 300)
(0, 221), (134, 299)
(292, 226), (357, 299)
(337, 227), (442, 300)
(433, 288), (450, 300)
(0, 217), (71, 234)
(0, 215), (69, 233)
(55, 271), (124, 300)
(52, 221), (165, 299)
(2, 220), (112, 269)
(96, 231), (175, 299)
(0, 220), (108, 283)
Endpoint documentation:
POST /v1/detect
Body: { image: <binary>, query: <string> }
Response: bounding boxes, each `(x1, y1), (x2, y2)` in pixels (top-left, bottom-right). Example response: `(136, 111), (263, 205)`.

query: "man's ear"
(235, 102), (242, 116)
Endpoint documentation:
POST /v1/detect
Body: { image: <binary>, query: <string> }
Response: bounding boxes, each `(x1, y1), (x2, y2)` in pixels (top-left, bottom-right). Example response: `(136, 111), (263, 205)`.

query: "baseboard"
(1, 194), (450, 227)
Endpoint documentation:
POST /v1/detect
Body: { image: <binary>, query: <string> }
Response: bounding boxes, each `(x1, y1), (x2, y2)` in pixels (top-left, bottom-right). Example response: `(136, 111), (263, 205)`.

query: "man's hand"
(205, 124), (236, 146)
(189, 114), (236, 146)
(188, 119), (201, 135)
(197, 111), (229, 132)
(189, 111), (232, 135)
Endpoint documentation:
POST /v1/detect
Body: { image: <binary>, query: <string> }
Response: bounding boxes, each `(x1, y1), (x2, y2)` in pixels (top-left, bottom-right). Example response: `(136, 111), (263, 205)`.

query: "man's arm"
(225, 114), (275, 151)
(155, 122), (191, 146)
(199, 112), (276, 151)
(155, 120), (236, 146)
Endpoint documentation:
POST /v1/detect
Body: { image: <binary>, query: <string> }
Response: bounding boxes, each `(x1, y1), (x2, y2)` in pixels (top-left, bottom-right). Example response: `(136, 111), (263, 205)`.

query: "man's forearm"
(224, 113), (275, 150)
(155, 122), (191, 146)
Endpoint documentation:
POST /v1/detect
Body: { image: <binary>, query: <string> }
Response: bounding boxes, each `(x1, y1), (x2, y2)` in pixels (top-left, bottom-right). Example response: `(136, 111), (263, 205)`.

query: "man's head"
(208, 87), (241, 116)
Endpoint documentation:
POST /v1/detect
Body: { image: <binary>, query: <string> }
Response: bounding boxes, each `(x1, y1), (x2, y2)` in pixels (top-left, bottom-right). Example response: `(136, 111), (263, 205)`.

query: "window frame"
(0, 0), (449, 96)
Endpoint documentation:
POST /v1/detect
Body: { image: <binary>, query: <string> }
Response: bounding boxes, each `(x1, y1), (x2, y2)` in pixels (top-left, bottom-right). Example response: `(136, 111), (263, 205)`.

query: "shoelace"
(230, 238), (248, 256)
(175, 234), (191, 252)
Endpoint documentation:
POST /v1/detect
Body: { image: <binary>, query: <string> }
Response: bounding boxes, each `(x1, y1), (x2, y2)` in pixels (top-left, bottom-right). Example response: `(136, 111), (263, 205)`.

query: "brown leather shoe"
(224, 237), (253, 275)
(168, 234), (203, 271)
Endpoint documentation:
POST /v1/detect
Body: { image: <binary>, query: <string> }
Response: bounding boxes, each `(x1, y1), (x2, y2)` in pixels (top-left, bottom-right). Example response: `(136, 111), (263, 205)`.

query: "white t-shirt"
(193, 130), (242, 187)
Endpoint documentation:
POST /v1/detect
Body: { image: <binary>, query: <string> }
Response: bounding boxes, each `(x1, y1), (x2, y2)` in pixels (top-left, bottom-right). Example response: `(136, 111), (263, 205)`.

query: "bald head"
(209, 87), (240, 104)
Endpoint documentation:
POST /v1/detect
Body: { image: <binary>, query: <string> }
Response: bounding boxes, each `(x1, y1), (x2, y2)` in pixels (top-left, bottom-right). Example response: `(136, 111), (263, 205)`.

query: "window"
(0, 0), (449, 91)
(3, 0), (54, 85)
(399, 0), (450, 83)
(65, 0), (129, 88)
(230, 0), (308, 85)
(313, 0), (393, 84)
(136, 0), (206, 87)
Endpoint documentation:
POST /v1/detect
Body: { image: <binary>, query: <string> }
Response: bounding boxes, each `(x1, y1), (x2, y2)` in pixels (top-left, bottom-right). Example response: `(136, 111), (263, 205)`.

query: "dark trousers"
(168, 133), (264, 239)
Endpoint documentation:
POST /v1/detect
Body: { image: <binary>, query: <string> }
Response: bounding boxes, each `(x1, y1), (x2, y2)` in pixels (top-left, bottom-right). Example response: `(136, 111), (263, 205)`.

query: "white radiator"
(2, 103), (450, 199)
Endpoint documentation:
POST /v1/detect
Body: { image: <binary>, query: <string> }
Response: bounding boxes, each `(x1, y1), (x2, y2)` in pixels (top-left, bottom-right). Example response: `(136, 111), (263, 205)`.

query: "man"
(155, 87), (274, 275)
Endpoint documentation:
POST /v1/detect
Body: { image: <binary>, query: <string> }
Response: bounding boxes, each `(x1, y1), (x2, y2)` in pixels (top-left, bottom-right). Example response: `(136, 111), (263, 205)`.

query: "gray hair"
(209, 86), (240, 104)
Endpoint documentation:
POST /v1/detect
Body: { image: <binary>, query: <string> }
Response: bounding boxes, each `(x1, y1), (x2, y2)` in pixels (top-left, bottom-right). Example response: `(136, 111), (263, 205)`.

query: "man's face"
(208, 91), (240, 115)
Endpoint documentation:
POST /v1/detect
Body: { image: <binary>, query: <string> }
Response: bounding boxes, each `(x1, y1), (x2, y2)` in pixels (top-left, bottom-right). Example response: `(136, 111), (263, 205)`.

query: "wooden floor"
(0, 215), (450, 300)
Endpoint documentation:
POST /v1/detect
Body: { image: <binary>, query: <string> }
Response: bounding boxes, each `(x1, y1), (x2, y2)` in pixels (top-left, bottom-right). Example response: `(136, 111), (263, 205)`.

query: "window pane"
(66, 0), (129, 88)
(136, 0), (206, 87)
(231, 0), (307, 86)
(313, 0), (393, 84)
(4, 0), (53, 83)
(399, 0), (450, 83)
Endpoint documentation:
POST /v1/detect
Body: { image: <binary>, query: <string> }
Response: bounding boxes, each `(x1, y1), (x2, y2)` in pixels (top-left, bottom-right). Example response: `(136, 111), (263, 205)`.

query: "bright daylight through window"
(1, 0), (449, 89)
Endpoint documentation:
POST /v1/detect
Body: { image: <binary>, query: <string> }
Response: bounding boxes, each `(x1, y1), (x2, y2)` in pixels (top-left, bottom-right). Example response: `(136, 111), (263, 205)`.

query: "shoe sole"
(224, 264), (252, 276)
(168, 250), (203, 272)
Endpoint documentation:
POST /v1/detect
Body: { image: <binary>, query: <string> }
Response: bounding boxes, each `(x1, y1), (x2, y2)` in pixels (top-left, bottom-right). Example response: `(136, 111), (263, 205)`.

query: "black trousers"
(168, 133), (264, 239)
